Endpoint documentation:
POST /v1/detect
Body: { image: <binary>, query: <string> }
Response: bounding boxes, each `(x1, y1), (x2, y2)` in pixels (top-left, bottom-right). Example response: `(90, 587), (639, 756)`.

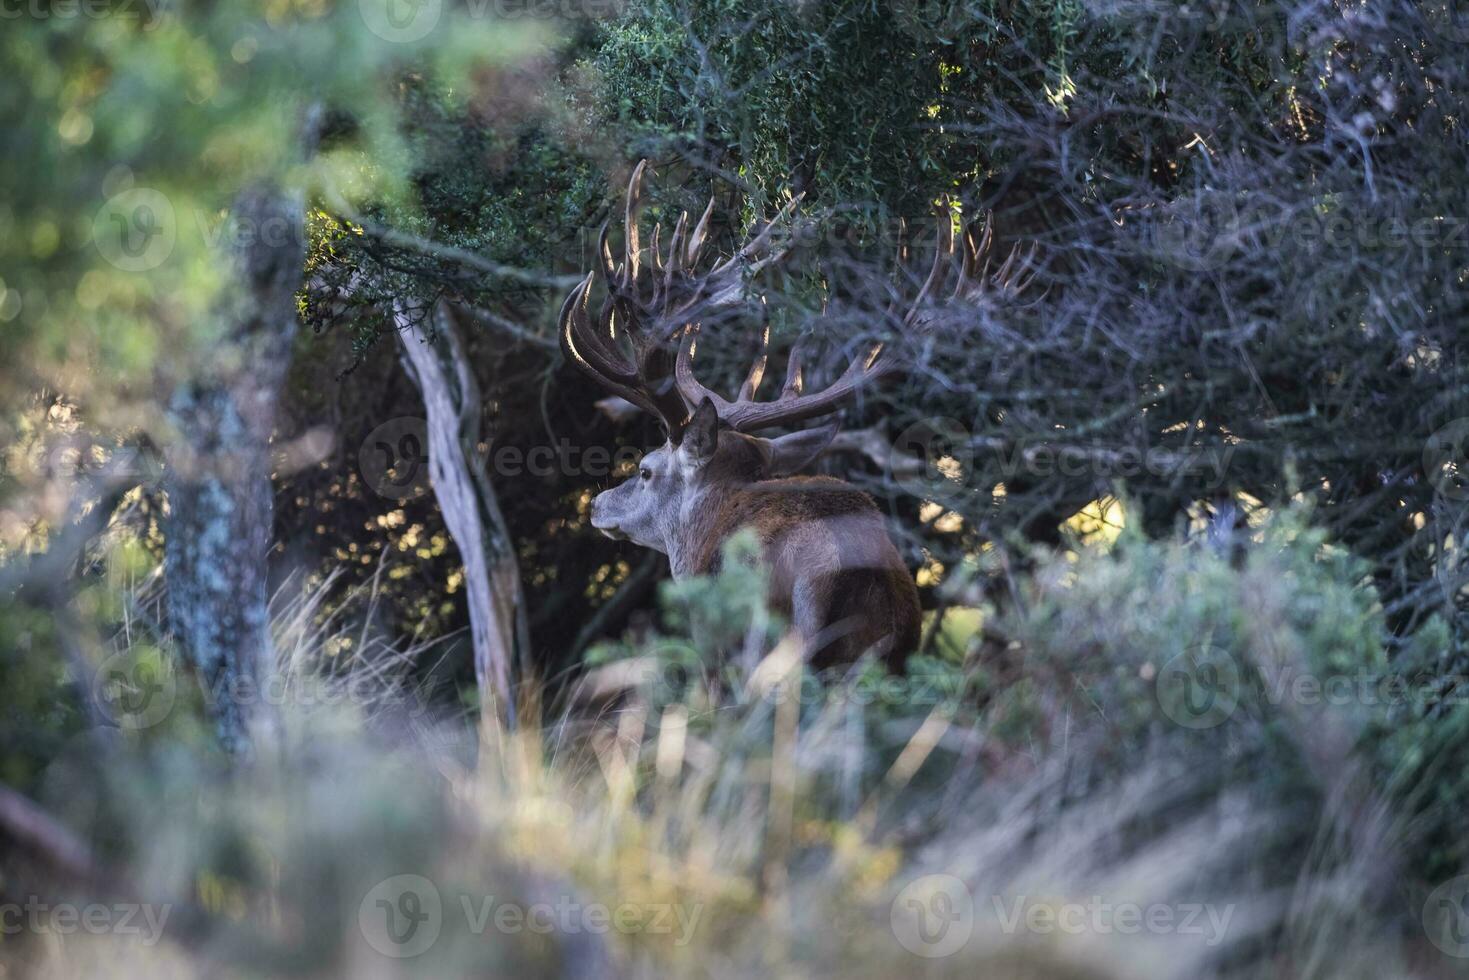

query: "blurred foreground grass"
(2, 508), (1468, 978)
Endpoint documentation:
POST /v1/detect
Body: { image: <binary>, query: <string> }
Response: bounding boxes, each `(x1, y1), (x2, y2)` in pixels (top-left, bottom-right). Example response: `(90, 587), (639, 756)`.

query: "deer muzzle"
(589, 495), (627, 541)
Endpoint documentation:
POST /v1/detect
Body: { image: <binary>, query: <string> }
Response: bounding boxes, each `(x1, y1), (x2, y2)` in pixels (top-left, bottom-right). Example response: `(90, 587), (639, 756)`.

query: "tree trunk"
(394, 300), (528, 730)
(162, 184), (304, 756)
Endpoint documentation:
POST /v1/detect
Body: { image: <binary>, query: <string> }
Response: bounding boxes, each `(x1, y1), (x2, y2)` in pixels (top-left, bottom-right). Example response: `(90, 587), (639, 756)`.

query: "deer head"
(560, 162), (1034, 555)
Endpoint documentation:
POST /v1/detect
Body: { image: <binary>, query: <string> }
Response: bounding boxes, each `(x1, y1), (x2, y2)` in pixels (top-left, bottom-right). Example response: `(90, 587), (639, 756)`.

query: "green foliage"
(1011, 511), (1386, 742)
(0, 605), (83, 794)
(592, 0), (952, 213)
(986, 507), (1469, 890)
(1374, 617), (1469, 881)
(656, 529), (779, 647)
(584, 532), (773, 671)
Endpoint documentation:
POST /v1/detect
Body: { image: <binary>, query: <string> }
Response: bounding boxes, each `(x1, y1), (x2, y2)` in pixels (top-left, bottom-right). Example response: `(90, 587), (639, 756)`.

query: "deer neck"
(665, 481), (743, 580)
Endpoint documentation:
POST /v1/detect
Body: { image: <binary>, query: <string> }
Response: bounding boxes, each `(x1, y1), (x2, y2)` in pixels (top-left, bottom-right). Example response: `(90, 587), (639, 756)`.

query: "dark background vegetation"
(293, 0), (1469, 687)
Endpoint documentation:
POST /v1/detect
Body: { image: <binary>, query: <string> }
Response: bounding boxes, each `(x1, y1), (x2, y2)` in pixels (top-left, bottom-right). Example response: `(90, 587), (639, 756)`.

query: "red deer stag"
(561, 162), (1030, 670)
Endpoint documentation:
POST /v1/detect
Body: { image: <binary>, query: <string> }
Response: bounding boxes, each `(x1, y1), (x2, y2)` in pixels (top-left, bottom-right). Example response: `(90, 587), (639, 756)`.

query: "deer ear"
(762, 423), (838, 476)
(679, 397), (720, 465)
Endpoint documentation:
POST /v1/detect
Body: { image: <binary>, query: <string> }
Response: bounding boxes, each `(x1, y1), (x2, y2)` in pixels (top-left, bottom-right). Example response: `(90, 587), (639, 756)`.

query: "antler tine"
(674, 314), (894, 433)
(1018, 245), (1044, 294)
(663, 210), (689, 295)
(597, 223), (618, 293)
(902, 207), (955, 327)
(736, 302), (770, 401)
(648, 220), (664, 309)
(781, 342), (804, 398)
(560, 272), (671, 425)
(674, 322), (730, 416)
(686, 196), (715, 267)
(672, 214), (926, 434)
(621, 160), (647, 289)
(999, 241), (1040, 295)
(744, 192), (806, 274)
(558, 162), (705, 435)
(575, 161), (806, 438)
(705, 192), (805, 281)
(991, 240), (1021, 290)
(559, 273), (625, 378)
(958, 226), (978, 287)
(949, 213), (994, 301)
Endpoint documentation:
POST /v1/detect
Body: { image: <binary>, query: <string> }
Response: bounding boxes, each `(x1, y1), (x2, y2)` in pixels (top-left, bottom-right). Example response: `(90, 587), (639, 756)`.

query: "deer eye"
(639, 468), (652, 481)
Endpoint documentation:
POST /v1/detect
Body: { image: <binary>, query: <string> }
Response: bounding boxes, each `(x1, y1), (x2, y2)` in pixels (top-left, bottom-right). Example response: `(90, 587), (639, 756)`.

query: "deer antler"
(564, 168), (1036, 437)
(559, 161), (802, 438)
(674, 206), (1038, 432)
